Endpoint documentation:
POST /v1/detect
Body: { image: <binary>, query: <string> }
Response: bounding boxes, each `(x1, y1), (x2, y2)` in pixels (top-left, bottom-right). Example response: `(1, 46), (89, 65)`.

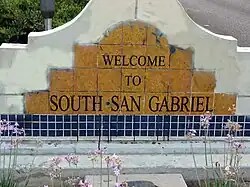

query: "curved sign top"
(25, 21), (236, 115)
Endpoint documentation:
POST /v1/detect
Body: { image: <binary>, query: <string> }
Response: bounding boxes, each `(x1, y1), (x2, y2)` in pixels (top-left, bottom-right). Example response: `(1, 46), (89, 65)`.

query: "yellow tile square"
(25, 92), (49, 114)
(120, 93), (145, 114)
(98, 45), (123, 68)
(98, 69), (121, 92)
(169, 47), (193, 69)
(74, 68), (98, 92)
(145, 93), (169, 115)
(190, 93), (214, 115)
(214, 93), (237, 115)
(99, 92), (121, 114)
(147, 25), (168, 46)
(167, 93), (191, 115)
(122, 45), (147, 69)
(122, 69), (145, 92)
(74, 44), (98, 68)
(123, 22), (147, 45)
(146, 45), (170, 69)
(192, 71), (216, 92)
(145, 70), (169, 93)
(100, 26), (123, 45)
(50, 70), (74, 92)
(168, 70), (192, 92)
(48, 92), (99, 114)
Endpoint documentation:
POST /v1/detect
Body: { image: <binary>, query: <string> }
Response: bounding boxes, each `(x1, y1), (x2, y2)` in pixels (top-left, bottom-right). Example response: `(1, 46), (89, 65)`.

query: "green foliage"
(0, 0), (89, 44)
(202, 180), (237, 187)
(0, 171), (18, 187)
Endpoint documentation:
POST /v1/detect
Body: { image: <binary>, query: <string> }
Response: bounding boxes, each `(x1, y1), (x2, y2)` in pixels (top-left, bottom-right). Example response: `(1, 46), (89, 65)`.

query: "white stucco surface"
(0, 0), (250, 114)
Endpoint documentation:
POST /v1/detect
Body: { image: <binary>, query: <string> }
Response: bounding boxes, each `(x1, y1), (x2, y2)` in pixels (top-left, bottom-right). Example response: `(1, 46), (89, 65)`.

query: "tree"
(0, 0), (89, 44)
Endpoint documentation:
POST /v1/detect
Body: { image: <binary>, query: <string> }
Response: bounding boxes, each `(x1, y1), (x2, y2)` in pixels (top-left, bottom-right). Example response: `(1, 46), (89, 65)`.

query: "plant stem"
(2, 146), (6, 180)
(12, 145), (18, 170)
(209, 140), (217, 182)
(116, 176), (118, 183)
(204, 128), (209, 187)
(0, 143), (1, 170)
(100, 154), (103, 187)
(69, 163), (72, 178)
(60, 174), (63, 187)
(229, 148), (233, 166)
(235, 151), (240, 186)
(107, 164), (110, 187)
(7, 143), (13, 180)
(92, 161), (95, 187)
(204, 130), (208, 167)
(226, 142), (229, 167)
(51, 178), (54, 187)
(191, 142), (201, 187)
(224, 142), (226, 168)
(23, 150), (37, 187)
(209, 141), (213, 169)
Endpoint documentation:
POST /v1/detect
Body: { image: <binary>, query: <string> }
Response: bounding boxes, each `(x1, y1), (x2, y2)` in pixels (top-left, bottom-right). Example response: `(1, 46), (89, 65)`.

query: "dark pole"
(40, 0), (55, 30)
(98, 115), (102, 150)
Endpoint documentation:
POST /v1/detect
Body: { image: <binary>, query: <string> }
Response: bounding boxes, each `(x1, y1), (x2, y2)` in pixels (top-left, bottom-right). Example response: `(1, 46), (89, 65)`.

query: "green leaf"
(0, 0), (89, 44)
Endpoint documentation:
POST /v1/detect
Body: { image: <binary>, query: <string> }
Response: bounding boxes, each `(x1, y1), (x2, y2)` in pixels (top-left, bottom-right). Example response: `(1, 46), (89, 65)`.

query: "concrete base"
(2, 140), (250, 155)
(85, 174), (187, 187)
(9, 155), (250, 181)
(16, 174), (187, 187)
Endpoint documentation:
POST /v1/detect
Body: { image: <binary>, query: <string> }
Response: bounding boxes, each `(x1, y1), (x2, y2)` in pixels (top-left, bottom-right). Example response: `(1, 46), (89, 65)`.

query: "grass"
(186, 180), (250, 187)
(187, 109), (247, 187)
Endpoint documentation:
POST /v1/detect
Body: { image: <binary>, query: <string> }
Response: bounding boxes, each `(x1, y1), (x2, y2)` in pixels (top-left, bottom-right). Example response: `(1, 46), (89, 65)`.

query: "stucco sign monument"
(25, 21), (236, 115)
(1, 0), (247, 116)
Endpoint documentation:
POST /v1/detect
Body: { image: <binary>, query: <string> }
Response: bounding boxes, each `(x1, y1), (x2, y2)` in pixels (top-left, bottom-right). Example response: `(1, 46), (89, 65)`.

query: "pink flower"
(10, 138), (23, 148)
(115, 183), (121, 187)
(113, 167), (121, 176)
(105, 154), (122, 176)
(78, 179), (92, 187)
(225, 134), (234, 143)
(13, 127), (25, 135)
(228, 104), (236, 114)
(72, 155), (80, 165)
(187, 129), (196, 139)
(224, 120), (241, 132)
(49, 165), (62, 179)
(0, 120), (25, 135)
(232, 142), (245, 150)
(78, 180), (84, 186)
(65, 153), (79, 165)
(65, 154), (72, 163)
(200, 112), (212, 128)
(95, 149), (104, 155)
(50, 156), (62, 166)
(88, 149), (105, 162)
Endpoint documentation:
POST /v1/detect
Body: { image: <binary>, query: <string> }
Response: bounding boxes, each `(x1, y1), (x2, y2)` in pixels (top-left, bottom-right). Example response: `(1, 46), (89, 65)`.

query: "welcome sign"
(25, 21), (236, 115)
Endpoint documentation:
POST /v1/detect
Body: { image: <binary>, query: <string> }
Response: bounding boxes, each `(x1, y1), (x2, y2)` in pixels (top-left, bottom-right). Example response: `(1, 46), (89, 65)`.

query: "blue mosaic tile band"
(0, 114), (249, 137)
